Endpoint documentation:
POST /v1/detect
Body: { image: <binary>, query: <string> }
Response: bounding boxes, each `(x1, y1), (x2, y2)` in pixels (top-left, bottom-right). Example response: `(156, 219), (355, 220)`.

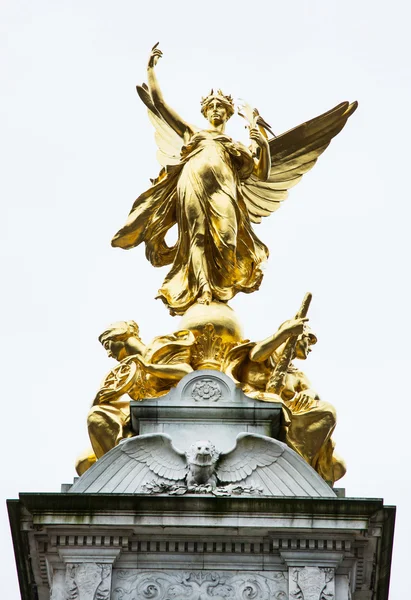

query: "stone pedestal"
(130, 370), (282, 452)
(8, 494), (395, 600)
(8, 371), (395, 599)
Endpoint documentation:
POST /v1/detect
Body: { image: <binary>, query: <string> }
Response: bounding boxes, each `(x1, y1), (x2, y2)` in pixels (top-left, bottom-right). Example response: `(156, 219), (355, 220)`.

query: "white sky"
(1, 1), (410, 597)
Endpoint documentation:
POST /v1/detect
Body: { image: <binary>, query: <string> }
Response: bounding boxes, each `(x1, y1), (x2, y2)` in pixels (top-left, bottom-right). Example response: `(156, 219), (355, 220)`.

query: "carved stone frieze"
(289, 567), (335, 600)
(112, 570), (288, 600)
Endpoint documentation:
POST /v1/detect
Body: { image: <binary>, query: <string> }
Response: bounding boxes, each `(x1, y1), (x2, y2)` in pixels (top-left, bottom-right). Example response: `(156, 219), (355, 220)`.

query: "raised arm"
(147, 44), (193, 139)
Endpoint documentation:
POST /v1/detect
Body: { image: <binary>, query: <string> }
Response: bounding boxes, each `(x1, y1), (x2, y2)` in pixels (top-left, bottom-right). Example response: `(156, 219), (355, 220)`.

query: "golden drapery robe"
(112, 131), (269, 315)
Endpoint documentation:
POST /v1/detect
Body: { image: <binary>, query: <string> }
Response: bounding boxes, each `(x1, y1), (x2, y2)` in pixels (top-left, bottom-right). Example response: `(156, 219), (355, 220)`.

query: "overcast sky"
(1, 1), (410, 597)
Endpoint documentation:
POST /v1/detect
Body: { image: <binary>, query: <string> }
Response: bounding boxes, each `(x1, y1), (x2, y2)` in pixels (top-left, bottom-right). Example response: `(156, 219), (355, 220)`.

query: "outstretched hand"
(148, 42), (163, 69)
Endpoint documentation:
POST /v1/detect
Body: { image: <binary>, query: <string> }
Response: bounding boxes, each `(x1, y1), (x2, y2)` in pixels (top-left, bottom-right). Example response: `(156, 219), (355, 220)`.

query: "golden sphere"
(179, 301), (243, 344)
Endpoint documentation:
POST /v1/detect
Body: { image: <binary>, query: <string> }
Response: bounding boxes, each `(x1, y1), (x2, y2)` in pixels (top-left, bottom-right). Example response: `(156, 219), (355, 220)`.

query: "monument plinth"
(8, 488), (395, 599)
(8, 44), (395, 599)
(130, 370), (283, 451)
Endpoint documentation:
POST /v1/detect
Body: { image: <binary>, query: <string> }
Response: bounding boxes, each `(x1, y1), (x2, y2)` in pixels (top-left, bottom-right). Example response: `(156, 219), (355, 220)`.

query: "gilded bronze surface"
(112, 44), (357, 315)
(77, 303), (345, 485)
(77, 45), (357, 485)
(224, 299), (345, 486)
(76, 321), (195, 475)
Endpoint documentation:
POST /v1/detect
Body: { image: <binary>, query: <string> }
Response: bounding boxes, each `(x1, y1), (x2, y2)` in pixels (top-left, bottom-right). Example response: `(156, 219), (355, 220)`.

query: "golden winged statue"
(112, 44), (357, 315)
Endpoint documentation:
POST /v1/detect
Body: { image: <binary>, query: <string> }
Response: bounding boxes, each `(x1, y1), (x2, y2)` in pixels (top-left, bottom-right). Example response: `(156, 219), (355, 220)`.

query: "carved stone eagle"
(120, 432), (284, 489)
(70, 432), (335, 497)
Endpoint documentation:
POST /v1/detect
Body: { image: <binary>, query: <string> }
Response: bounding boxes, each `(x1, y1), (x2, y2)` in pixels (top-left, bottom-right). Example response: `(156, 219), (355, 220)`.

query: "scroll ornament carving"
(290, 567), (334, 600)
(112, 570), (287, 599)
(65, 563), (112, 600)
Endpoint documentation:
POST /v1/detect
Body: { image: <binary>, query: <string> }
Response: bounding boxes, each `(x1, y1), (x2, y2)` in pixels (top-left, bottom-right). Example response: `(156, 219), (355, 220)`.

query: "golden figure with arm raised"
(112, 45), (357, 316)
(113, 44), (270, 314)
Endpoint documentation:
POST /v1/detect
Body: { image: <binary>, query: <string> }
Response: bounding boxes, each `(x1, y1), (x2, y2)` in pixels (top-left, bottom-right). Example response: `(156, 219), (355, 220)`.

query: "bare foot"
(198, 290), (212, 305)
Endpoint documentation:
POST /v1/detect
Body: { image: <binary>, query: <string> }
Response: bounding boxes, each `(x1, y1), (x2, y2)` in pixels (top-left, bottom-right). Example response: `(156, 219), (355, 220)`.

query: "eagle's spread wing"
(216, 433), (285, 483)
(121, 433), (187, 481)
(241, 101), (358, 223)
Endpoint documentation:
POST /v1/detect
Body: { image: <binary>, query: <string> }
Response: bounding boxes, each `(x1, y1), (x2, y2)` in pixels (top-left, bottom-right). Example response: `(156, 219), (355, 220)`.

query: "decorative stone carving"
(191, 377), (222, 402)
(94, 432), (282, 492)
(64, 563), (112, 600)
(289, 567), (335, 600)
(112, 570), (288, 600)
(130, 369), (283, 454)
(141, 479), (263, 496)
(179, 370), (234, 405)
(70, 431), (336, 497)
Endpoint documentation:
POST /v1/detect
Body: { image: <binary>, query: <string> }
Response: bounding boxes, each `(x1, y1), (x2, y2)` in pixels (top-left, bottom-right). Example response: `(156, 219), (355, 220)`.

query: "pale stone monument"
(8, 369), (395, 599)
(8, 46), (395, 599)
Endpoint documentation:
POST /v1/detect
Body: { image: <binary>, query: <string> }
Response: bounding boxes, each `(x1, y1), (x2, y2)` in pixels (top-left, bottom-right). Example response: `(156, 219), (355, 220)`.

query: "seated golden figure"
(225, 320), (345, 486)
(75, 321), (195, 475)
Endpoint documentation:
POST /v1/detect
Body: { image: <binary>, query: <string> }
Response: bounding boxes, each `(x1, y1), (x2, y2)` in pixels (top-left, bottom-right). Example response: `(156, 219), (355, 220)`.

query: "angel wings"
(240, 101), (357, 223)
(136, 84), (357, 223)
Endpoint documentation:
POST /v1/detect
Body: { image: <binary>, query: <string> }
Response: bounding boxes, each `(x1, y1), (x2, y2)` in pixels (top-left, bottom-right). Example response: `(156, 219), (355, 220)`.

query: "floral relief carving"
(112, 570), (287, 599)
(191, 378), (222, 402)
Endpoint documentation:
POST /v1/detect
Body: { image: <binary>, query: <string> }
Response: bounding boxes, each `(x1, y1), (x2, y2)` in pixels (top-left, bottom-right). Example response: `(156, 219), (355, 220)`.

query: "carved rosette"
(112, 570), (287, 599)
(191, 378), (222, 402)
(290, 567), (335, 600)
